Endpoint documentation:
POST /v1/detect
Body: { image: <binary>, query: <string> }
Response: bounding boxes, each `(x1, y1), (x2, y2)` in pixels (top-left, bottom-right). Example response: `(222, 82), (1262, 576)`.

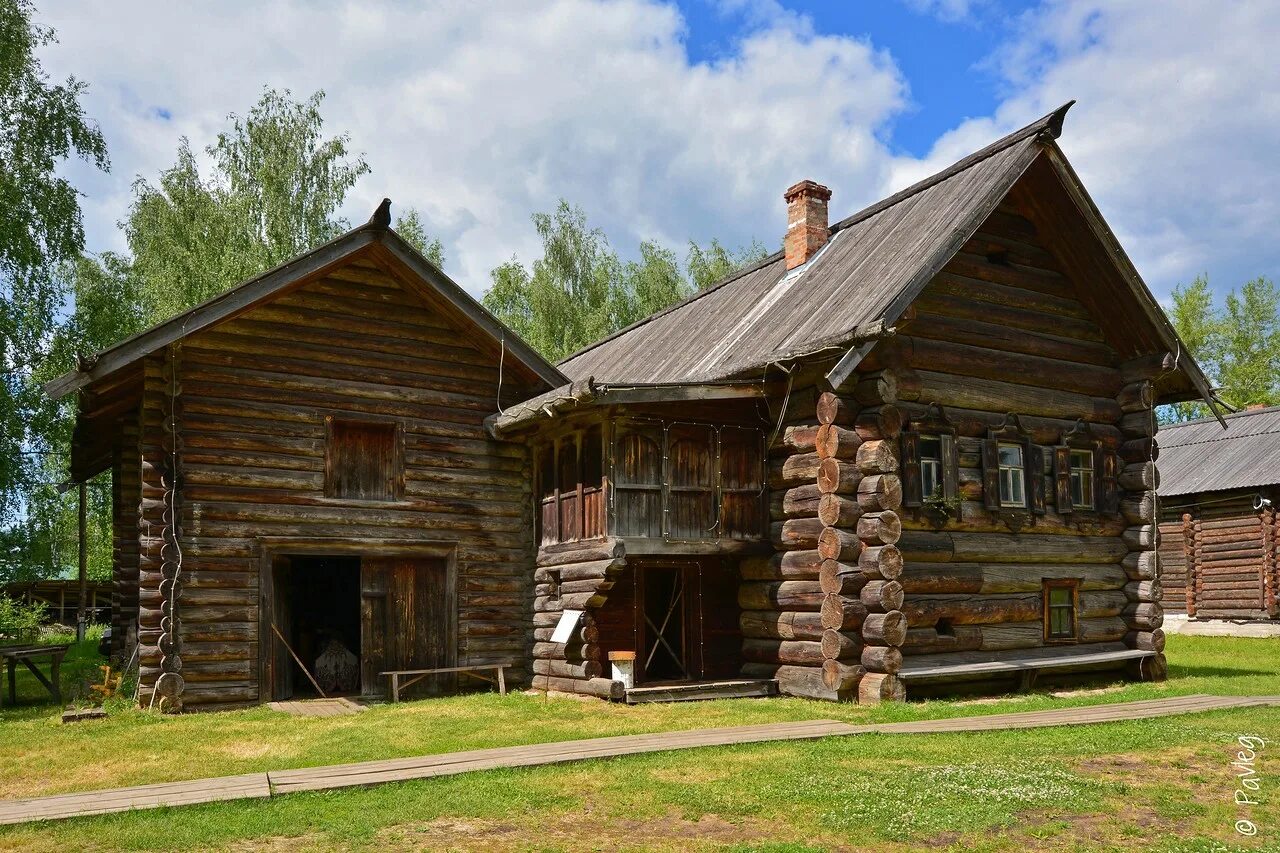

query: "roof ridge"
(829, 101), (1074, 236)
(557, 101), (1075, 370)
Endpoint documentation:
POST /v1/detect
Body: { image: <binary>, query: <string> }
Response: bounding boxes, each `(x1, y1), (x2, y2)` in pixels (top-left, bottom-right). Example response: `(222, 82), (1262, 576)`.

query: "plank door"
(360, 557), (453, 698)
(267, 556), (294, 700)
(693, 558), (743, 680)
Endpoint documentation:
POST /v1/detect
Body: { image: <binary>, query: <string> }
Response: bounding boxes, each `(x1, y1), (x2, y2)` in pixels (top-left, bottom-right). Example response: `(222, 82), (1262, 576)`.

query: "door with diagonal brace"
(640, 565), (687, 681)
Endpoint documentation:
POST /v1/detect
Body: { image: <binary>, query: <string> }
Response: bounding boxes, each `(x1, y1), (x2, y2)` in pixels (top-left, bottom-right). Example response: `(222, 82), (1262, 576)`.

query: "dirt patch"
(216, 741), (275, 760)
(1047, 685), (1126, 699)
(371, 809), (807, 851)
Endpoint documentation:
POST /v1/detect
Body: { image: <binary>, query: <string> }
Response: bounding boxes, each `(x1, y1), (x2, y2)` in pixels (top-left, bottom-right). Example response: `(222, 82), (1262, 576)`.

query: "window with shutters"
(1053, 421), (1117, 515)
(326, 418), (401, 501)
(537, 427), (607, 545)
(1069, 450), (1094, 509)
(1043, 579), (1079, 642)
(901, 406), (959, 510)
(998, 443), (1026, 508)
(982, 415), (1045, 516)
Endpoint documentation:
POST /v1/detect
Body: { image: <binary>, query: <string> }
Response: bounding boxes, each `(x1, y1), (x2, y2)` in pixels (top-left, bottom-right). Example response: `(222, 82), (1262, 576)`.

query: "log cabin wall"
(109, 411), (141, 661)
(1161, 489), (1279, 621)
(743, 382), (899, 700)
(840, 202), (1167, 695)
(132, 257), (539, 712)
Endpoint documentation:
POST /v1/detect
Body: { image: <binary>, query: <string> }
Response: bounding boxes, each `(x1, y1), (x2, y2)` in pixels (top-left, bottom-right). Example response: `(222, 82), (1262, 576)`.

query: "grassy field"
(0, 633), (1276, 851)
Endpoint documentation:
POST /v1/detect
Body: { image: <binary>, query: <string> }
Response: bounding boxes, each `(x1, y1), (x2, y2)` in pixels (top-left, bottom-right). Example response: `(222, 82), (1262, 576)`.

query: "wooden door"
(267, 556), (294, 700)
(360, 557), (453, 698)
(693, 558), (742, 680)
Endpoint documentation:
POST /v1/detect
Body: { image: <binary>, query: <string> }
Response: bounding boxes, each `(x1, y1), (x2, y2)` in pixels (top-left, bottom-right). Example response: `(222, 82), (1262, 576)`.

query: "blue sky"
(37, 0), (1280, 303)
(681, 0), (1036, 156)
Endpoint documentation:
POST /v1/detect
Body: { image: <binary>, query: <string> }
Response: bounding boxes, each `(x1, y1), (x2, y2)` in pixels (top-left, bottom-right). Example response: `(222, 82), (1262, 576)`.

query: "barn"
(45, 217), (564, 711)
(49, 101), (1220, 710)
(1158, 406), (1280, 622)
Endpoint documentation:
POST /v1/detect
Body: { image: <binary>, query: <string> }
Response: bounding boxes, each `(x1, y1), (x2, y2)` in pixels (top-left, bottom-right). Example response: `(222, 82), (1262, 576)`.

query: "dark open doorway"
(618, 558), (742, 686)
(270, 555), (361, 699)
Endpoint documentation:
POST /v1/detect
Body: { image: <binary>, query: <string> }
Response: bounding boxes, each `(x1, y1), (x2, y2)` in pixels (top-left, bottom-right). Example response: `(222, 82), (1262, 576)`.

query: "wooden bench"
(898, 646), (1154, 692)
(0, 643), (71, 706)
(381, 663), (512, 703)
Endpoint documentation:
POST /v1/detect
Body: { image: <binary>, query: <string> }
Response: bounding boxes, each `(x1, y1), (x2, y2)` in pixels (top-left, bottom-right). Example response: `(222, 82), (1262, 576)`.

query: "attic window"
(326, 418), (402, 501)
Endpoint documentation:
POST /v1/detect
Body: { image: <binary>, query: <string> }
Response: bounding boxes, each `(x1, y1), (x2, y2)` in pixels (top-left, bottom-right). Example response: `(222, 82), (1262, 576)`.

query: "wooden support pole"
(77, 482), (87, 642)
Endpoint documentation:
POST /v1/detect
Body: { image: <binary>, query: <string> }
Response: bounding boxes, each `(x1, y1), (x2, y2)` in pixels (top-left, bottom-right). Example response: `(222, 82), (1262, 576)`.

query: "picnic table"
(381, 663), (511, 703)
(1, 643), (71, 706)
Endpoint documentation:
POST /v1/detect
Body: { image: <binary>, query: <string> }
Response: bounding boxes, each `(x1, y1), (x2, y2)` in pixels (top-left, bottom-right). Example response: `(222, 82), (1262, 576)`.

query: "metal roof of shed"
(1159, 406), (1280, 496)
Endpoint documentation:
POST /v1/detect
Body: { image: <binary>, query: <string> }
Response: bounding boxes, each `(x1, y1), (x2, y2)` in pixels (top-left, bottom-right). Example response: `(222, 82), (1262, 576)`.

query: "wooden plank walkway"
(1, 693), (1275, 826)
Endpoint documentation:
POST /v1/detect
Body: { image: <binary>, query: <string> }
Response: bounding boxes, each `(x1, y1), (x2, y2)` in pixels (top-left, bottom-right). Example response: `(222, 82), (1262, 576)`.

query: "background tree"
(20, 87), (447, 584)
(483, 200), (767, 362)
(1167, 274), (1280, 421)
(0, 0), (109, 581)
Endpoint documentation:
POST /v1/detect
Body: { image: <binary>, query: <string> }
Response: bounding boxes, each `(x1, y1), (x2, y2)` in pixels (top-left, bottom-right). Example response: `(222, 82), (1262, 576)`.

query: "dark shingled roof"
(558, 104), (1072, 385)
(1159, 407), (1280, 497)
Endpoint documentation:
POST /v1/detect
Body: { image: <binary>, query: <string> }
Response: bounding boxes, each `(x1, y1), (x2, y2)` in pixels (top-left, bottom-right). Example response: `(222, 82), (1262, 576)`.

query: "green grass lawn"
(0, 634), (1277, 851)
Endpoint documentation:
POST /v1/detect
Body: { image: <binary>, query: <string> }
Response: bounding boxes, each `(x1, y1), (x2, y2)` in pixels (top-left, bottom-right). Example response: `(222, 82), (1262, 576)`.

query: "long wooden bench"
(381, 663), (511, 702)
(898, 644), (1153, 691)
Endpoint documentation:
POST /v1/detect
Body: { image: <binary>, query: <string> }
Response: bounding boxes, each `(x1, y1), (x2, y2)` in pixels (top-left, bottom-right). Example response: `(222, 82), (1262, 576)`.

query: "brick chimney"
(784, 179), (833, 270)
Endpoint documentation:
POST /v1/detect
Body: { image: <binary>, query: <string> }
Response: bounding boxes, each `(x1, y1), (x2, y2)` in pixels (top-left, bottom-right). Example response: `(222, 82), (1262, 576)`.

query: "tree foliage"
(0, 0), (108, 581)
(482, 200), (767, 362)
(1167, 275), (1280, 421)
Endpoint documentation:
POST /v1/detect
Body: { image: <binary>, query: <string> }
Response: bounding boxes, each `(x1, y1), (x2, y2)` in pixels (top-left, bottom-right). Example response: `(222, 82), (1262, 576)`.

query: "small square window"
(326, 419), (401, 501)
(1044, 580), (1079, 642)
(920, 435), (943, 498)
(1069, 450), (1094, 509)
(998, 443), (1025, 507)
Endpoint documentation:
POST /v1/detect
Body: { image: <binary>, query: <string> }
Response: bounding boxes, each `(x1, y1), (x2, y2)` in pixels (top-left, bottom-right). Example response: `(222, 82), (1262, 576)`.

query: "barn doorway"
(266, 552), (456, 702)
(270, 555), (361, 700)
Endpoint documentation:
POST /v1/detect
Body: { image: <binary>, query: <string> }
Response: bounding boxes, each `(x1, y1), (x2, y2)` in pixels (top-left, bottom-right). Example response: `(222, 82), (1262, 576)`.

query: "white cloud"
(899, 0), (985, 24)
(894, 0), (1280, 299)
(38, 0), (908, 294)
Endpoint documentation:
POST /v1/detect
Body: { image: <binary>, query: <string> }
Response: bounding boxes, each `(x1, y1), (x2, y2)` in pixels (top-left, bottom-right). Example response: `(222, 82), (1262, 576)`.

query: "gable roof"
(1158, 407), (1280, 497)
(45, 217), (567, 402)
(556, 102), (1217, 416)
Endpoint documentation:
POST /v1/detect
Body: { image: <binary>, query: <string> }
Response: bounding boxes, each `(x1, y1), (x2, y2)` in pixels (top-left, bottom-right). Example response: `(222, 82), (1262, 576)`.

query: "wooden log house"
(46, 212), (565, 711)
(491, 102), (1220, 702)
(50, 102), (1221, 710)
(1158, 406), (1280, 621)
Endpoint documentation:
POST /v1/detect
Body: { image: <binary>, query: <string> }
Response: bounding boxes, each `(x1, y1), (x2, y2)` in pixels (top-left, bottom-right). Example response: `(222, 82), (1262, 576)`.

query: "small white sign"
(550, 609), (584, 644)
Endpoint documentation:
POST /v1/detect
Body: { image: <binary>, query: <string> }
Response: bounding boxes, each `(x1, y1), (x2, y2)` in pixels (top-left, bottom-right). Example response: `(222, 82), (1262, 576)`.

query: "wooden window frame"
(982, 415), (1045, 516)
(997, 443), (1027, 508)
(537, 427), (608, 547)
(324, 416), (404, 502)
(718, 425), (767, 540)
(608, 417), (766, 543)
(1042, 578), (1080, 643)
(901, 404), (959, 510)
(1054, 420), (1119, 516)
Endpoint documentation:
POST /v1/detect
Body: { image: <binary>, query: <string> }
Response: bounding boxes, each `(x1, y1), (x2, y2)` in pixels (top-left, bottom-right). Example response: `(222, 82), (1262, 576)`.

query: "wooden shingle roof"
(558, 104), (1071, 386)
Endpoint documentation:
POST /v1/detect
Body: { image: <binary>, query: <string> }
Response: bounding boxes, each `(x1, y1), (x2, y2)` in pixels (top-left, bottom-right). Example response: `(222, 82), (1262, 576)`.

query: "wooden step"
(625, 679), (778, 704)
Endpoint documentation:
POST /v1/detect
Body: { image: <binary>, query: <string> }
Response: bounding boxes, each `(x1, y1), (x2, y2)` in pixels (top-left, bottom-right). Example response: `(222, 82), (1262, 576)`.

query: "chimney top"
(784, 180), (832, 270)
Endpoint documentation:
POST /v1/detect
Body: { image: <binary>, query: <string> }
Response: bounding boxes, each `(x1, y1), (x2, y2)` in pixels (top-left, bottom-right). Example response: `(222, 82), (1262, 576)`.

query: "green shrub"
(0, 595), (48, 643)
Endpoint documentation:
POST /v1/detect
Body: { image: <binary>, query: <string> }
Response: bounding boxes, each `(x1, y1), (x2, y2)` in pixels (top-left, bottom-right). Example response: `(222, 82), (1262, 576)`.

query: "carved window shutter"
(901, 431), (922, 508)
(980, 438), (1001, 511)
(1100, 450), (1121, 514)
(1028, 443), (1047, 515)
(940, 433), (959, 502)
(1054, 447), (1073, 514)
